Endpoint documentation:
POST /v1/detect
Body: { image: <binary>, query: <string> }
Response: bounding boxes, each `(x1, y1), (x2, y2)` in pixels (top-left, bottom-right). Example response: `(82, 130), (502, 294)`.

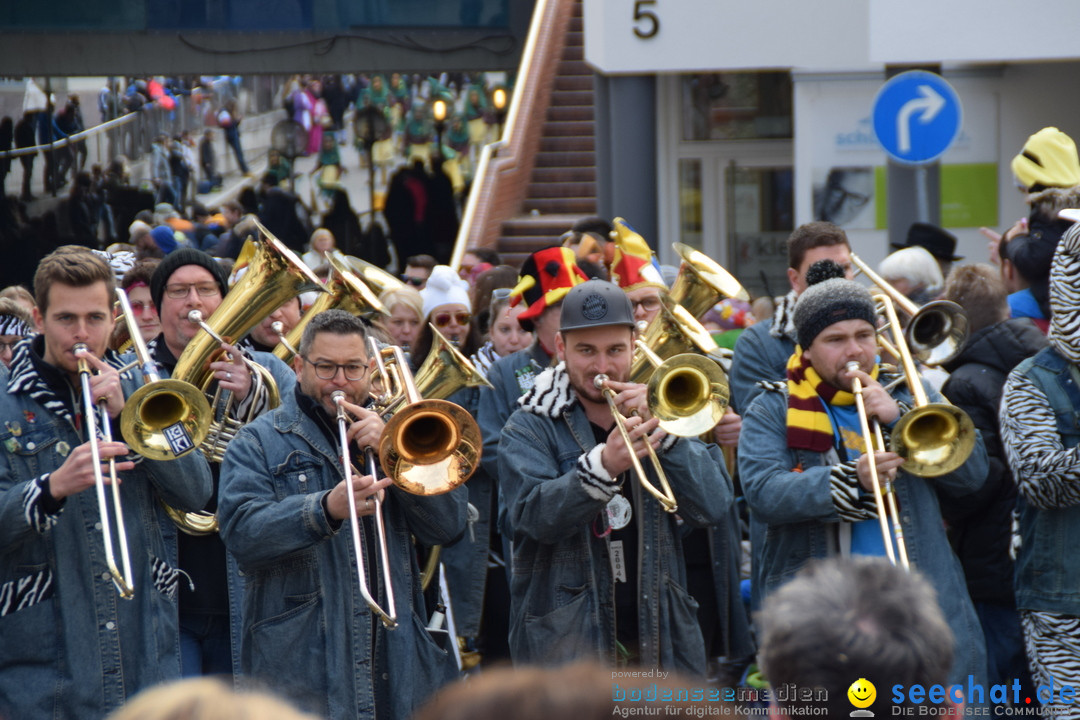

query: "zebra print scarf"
(1049, 221), (1080, 364)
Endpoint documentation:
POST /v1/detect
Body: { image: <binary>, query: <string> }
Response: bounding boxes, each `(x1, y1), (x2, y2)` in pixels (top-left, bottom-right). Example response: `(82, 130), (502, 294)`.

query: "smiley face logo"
(848, 678), (876, 709)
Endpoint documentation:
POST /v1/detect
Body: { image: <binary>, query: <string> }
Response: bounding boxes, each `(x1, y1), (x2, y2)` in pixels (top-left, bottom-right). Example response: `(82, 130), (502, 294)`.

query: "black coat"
(939, 317), (1048, 606)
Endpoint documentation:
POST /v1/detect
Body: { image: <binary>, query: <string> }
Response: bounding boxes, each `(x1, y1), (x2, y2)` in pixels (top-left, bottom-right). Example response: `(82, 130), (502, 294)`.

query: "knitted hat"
(420, 265), (471, 320)
(1011, 127), (1080, 190)
(510, 246), (588, 331)
(149, 248), (230, 311)
(150, 225), (179, 255)
(793, 261), (876, 349)
(608, 217), (666, 292)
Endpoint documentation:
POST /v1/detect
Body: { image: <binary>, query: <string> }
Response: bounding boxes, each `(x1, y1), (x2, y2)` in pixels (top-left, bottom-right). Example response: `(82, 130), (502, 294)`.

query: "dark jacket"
(940, 317), (1047, 606)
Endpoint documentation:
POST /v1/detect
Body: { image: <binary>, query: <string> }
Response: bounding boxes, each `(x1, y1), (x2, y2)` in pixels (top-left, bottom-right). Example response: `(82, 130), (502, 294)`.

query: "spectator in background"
(999, 228), (1054, 334)
(0, 116), (12, 196)
(301, 228), (345, 274)
(199, 129), (220, 188)
(878, 245), (944, 306)
(217, 98), (249, 175)
(376, 285), (424, 353)
(940, 263), (1043, 697)
(0, 284), (37, 314)
(402, 253), (436, 289)
(459, 247), (501, 282)
(14, 111), (36, 202)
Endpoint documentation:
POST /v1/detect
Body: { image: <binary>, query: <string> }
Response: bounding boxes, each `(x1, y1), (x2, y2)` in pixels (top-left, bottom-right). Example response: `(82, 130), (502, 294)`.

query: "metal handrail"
(448, 0), (554, 271)
(0, 112), (140, 159)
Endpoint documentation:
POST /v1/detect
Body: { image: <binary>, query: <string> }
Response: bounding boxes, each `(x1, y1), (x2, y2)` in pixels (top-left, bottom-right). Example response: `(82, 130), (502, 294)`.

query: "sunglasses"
(433, 311), (471, 328)
(400, 275), (425, 287)
(129, 301), (158, 316)
(491, 287), (512, 303)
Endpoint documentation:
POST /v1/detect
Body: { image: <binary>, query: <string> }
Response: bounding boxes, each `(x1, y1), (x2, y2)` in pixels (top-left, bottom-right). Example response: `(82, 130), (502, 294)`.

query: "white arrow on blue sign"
(872, 70), (962, 165)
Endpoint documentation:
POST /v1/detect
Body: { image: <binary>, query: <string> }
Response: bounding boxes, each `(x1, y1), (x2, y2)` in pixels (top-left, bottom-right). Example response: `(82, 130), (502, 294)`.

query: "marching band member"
(499, 279), (733, 672)
(737, 263), (988, 687)
(1001, 219), (1080, 718)
(142, 248), (296, 677)
(0, 248), (212, 719)
(218, 309), (465, 720)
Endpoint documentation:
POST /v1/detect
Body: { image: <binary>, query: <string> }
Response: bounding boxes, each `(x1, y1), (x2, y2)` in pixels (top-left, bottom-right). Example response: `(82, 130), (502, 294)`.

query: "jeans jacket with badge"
(738, 374), (990, 687)
(498, 362), (733, 674)
(217, 389), (466, 720)
(0, 339), (213, 720)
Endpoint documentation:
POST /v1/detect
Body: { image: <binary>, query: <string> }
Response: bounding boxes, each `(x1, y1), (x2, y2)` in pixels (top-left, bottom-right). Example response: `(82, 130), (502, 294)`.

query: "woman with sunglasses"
(411, 265), (482, 370)
(110, 260), (162, 350)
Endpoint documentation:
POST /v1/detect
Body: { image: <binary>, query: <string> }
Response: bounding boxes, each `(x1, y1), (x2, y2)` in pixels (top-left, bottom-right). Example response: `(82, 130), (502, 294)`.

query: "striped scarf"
(786, 347), (878, 452)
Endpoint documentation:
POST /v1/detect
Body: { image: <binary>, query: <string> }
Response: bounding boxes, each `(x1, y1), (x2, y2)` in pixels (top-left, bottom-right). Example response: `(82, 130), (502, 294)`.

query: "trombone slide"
(594, 374), (678, 513)
(75, 344), (136, 598)
(847, 361), (910, 570)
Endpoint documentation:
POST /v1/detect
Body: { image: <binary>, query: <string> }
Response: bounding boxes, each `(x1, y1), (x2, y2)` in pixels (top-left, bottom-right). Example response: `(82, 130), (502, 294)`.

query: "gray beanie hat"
(793, 278), (876, 349)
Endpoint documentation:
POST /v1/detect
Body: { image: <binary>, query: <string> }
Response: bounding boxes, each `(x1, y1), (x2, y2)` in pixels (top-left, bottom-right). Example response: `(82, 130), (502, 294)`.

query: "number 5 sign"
(633, 0), (659, 39)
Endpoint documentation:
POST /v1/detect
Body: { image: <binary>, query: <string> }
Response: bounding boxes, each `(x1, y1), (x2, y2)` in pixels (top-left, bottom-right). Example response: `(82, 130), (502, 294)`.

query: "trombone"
(332, 390), (398, 629)
(847, 360), (910, 570)
(850, 253), (968, 366)
(74, 343), (135, 599)
(593, 374), (678, 513)
(115, 288), (212, 461)
(876, 294), (977, 478)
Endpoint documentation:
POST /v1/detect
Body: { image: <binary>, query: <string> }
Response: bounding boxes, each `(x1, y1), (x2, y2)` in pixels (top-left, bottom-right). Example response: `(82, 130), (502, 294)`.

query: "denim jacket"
(0, 339), (213, 720)
(739, 375), (989, 687)
(498, 363), (733, 674)
(1004, 346), (1080, 615)
(218, 389), (466, 720)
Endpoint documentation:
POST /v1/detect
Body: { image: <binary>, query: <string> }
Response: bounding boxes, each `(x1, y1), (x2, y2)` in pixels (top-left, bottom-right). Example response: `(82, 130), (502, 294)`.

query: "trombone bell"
(379, 399), (480, 495)
(647, 353), (729, 438)
(890, 403), (977, 477)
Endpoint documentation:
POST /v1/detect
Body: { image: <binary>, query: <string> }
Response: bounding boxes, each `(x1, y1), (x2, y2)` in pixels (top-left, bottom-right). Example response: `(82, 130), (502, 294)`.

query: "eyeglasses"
(491, 288), (512, 303)
(165, 282), (221, 300)
(400, 275), (425, 287)
(0, 339), (25, 353)
(129, 301), (158, 315)
(433, 311), (471, 328)
(631, 297), (663, 313)
(302, 356), (368, 381)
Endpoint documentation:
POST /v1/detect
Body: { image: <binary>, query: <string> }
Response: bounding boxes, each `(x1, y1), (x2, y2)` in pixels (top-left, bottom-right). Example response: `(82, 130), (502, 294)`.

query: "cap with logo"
(560, 279), (636, 332)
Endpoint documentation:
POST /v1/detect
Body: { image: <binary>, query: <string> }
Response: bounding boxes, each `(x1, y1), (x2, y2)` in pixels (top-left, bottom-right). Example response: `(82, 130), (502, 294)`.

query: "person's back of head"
(787, 221), (849, 271)
(105, 677), (320, 720)
(759, 557), (954, 718)
(943, 263), (1008, 336)
(406, 253), (437, 272)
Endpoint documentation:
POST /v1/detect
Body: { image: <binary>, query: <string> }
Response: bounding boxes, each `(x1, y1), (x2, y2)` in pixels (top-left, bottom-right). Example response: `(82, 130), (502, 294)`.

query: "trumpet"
(850, 253), (968, 366)
(847, 360), (910, 570)
(74, 343), (135, 599)
(115, 288), (212, 461)
(593, 374), (678, 513)
(332, 390), (398, 629)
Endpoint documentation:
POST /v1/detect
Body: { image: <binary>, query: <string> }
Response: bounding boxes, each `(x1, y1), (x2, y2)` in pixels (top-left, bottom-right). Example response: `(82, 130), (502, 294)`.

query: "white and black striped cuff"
(578, 444), (620, 502)
(22, 474), (63, 533)
(829, 462), (878, 521)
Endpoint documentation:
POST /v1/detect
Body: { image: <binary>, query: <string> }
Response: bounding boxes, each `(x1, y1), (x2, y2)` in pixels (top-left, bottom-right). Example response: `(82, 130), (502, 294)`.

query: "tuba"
(346, 255), (406, 296)
(273, 253), (387, 363)
(630, 296), (727, 384)
(668, 242), (750, 319)
(166, 222), (327, 534)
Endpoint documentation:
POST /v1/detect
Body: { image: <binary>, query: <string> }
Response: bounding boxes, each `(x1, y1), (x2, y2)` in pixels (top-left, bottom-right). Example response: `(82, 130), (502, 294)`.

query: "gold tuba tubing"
(273, 253), (386, 363)
(668, 242), (750, 319)
(630, 296), (726, 385)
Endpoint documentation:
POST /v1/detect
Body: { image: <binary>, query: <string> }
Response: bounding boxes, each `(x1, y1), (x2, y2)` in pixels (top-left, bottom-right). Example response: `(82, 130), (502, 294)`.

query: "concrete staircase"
(496, 0), (597, 267)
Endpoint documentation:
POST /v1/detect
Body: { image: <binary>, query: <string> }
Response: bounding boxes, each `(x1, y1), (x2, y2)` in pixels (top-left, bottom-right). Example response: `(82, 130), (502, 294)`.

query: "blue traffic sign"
(872, 70), (962, 165)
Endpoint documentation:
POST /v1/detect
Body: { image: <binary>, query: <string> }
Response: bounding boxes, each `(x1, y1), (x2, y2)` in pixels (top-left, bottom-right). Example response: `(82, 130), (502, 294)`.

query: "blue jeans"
(975, 601), (1034, 696)
(179, 612), (232, 678)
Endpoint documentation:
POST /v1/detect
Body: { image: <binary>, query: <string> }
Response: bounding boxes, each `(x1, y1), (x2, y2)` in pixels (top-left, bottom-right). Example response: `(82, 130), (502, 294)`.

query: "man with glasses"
(402, 253), (436, 289)
(141, 248), (296, 680)
(218, 309), (466, 720)
(608, 219), (667, 326)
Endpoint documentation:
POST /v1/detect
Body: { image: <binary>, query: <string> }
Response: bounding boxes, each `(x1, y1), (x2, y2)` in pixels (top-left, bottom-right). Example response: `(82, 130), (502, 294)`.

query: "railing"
(449, 0), (573, 270)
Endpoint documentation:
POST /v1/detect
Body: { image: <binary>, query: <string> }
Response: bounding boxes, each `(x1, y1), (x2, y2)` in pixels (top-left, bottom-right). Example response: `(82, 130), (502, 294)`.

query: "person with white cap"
(499, 278), (734, 672)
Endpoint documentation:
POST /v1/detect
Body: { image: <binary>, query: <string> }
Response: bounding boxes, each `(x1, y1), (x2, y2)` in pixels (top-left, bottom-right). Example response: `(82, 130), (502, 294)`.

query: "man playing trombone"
(217, 309), (466, 720)
(499, 279), (734, 673)
(738, 263), (989, 688)
(0, 248), (213, 720)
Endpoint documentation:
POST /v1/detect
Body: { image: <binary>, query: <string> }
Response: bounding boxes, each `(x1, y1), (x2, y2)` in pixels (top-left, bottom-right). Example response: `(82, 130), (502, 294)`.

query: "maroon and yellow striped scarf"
(786, 347), (878, 452)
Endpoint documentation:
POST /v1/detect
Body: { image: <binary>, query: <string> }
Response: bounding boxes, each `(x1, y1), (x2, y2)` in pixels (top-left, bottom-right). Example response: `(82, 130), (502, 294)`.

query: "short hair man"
(218, 309), (466, 719)
(738, 265), (988, 687)
(940, 263), (1044, 693)
(143, 247), (297, 678)
(499, 279), (734, 672)
(730, 221), (853, 414)
(758, 558), (956, 718)
(1001, 220), (1080, 709)
(403, 253), (437, 289)
(0, 248), (212, 718)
